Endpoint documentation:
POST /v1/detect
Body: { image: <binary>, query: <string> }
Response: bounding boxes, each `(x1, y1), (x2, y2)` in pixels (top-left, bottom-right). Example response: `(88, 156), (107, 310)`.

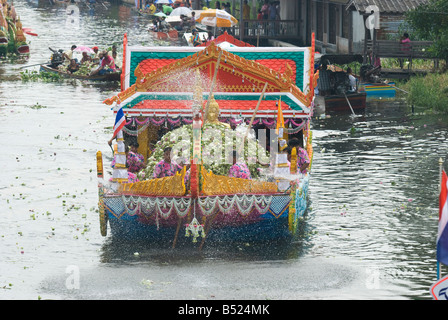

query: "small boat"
(39, 64), (120, 81)
(360, 82), (396, 99)
(154, 29), (181, 40)
(324, 91), (367, 112)
(315, 54), (367, 113)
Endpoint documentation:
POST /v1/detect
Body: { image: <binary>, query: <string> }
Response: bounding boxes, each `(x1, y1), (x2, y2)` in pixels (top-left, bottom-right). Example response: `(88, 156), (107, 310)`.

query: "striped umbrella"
(196, 9), (238, 28)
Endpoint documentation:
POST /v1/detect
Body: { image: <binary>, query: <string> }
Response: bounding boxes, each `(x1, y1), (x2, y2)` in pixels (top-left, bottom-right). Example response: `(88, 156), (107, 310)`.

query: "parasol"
(170, 7), (192, 16)
(154, 12), (167, 18)
(195, 9), (238, 28)
(73, 45), (94, 53)
(154, 0), (173, 4)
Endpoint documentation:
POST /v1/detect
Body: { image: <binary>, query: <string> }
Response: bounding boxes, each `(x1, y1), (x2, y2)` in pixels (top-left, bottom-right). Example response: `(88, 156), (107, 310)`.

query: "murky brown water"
(1, 0), (448, 300)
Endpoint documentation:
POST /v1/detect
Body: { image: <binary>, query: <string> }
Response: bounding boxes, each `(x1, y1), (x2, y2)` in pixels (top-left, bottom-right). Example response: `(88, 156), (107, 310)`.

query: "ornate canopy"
(105, 36), (318, 119)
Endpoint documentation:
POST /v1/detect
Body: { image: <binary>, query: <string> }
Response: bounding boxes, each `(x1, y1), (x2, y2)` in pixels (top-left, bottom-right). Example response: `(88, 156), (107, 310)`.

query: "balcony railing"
(230, 19), (300, 40)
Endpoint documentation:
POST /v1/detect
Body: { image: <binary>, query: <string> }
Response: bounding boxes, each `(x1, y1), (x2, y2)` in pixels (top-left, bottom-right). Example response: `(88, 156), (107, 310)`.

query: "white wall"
(352, 11), (365, 43)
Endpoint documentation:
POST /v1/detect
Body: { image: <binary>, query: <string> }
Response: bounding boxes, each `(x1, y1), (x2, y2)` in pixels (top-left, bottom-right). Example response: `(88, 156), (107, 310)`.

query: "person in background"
(242, 0), (250, 36)
(92, 46), (100, 63)
(224, 2), (231, 13)
(346, 67), (358, 92)
(159, 16), (170, 31)
(90, 51), (116, 76)
(317, 61), (331, 96)
(62, 45), (77, 66)
(204, 30), (215, 44)
(191, 29), (202, 46)
(399, 32), (411, 69)
(268, 1), (277, 36)
(66, 59), (79, 73)
(190, 10), (196, 28)
(148, 0), (156, 14)
(162, 4), (173, 15)
(80, 51), (92, 64)
(108, 45), (121, 70)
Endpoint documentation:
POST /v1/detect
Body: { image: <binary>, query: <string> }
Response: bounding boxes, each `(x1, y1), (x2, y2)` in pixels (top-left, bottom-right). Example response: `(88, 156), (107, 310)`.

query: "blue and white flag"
(113, 104), (125, 139)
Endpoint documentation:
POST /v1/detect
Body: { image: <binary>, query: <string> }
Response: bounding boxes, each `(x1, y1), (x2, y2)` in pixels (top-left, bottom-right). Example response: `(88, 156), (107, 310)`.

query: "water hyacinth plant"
(143, 123), (270, 179)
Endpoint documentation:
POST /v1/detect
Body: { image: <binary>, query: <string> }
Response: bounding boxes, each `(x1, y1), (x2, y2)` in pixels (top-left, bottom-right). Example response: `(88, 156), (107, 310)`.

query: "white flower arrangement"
(143, 123), (270, 179)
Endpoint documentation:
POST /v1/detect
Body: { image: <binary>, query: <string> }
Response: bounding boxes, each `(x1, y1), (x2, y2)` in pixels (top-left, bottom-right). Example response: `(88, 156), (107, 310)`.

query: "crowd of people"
(60, 44), (121, 76)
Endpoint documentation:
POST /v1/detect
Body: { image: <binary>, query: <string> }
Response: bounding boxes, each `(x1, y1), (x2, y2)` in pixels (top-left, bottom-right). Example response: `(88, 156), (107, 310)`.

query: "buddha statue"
(205, 95), (230, 128)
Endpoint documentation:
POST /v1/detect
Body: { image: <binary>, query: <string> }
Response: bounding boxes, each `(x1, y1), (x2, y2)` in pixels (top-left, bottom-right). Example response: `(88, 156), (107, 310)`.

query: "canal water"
(1, 0), (448, 300)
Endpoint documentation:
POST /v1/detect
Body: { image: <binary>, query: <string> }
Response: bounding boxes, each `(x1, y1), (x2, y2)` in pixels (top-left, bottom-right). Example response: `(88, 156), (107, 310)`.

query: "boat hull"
(324, 92), (367, 112)
(361, 82), (396, 99)
(40, 64), (120, 81)
(100, 177), (310, 243)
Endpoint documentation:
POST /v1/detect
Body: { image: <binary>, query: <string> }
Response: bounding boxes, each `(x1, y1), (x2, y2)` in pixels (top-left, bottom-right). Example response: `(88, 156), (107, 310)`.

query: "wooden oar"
(18, 62), (47, 69)
(382, 82), (409, 94)
(236, 81), (268, 161)
(343, 92), (356, 117)
(243, 82), (268, 144)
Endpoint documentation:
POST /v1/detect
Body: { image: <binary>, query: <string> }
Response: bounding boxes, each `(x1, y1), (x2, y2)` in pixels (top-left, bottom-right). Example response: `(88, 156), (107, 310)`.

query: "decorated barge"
(0, 0), (29, 57)
(96, 34), (318, 246)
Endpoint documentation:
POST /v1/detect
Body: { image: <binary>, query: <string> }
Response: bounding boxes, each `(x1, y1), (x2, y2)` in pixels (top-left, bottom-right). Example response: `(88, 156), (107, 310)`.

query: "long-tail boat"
(95, 33), (318, 247)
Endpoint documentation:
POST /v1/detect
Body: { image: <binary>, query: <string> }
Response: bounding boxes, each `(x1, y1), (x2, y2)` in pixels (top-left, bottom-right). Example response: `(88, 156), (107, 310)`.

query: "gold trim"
(118, 167), (187, 196)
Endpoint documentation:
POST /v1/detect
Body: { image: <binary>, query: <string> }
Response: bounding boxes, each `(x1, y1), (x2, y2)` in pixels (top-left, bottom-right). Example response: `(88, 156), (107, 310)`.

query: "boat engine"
(49, 47), (64, 68)
(360, 64), (381, 83)
(331, 71), (351, 95)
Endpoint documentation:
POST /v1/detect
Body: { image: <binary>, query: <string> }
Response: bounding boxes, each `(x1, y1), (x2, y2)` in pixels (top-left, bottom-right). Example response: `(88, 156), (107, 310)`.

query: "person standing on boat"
(317, 61), (331, 96)
(127, 141), (145, 174)
(153, 147), (183, 178)
(286, 138), (310, 174)
(109, 145), (140, 183)
(108, 45), (121, 70)
(228, 151), (251, 179)
(191, 29), (202, 46)
(346, 67), (358, 92)
(62, 45), (77, 66)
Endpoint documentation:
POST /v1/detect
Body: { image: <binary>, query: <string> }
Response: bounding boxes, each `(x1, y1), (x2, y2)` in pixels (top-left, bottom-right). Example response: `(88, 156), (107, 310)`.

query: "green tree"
(406, 0), (448, 62)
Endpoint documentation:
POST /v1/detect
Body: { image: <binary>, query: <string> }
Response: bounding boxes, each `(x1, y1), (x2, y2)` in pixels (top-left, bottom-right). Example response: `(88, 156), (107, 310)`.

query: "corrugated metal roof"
(347, 0), (428, 13)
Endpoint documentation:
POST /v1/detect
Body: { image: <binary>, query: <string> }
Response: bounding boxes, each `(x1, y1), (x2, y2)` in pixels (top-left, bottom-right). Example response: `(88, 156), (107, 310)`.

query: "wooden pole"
(204, 50), (223, 120)
(236, 82), (268, 158)
(244, 82), (269, 141)
(343, 92), (356, 117)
